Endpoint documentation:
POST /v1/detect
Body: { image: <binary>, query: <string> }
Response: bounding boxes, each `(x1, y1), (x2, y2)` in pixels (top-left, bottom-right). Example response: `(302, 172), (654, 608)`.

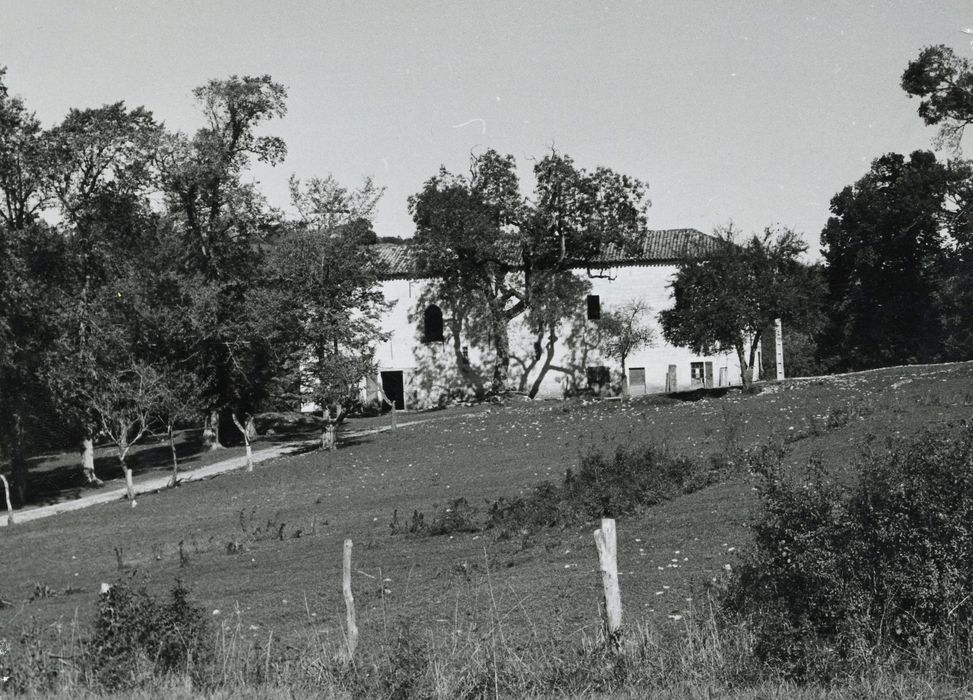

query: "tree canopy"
(0, 67), (390, 506)
(409, 148), (650, 393)
(819, 151), (973, 370)
(659, 226), (818, 389)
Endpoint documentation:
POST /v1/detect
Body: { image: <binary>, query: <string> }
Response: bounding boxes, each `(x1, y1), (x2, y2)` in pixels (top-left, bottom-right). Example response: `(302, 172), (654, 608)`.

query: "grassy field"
(3, 362), (973, 696)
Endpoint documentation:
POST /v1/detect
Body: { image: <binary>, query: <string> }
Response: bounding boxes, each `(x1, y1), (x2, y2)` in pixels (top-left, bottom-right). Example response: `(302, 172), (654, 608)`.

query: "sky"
(2, 1), (971, 258)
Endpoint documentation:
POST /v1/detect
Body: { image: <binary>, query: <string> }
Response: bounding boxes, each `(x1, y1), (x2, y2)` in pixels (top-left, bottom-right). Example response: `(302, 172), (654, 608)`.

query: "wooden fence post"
(0, 474), (14, 525)
(593, 518), (622, 642)
(390, 403), (397, 432)
(342, 539), (359, 659)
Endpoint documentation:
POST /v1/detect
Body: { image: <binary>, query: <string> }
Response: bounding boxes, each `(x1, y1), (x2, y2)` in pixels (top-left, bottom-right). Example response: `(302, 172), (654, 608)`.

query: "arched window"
(423, 304), (444, 343)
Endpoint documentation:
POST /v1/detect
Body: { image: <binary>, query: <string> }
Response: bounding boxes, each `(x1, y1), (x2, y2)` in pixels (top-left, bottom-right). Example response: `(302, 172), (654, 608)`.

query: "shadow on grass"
(336, 434), (376, 449)
(22, 429), (324, 508)
(667, 387), (734, 402)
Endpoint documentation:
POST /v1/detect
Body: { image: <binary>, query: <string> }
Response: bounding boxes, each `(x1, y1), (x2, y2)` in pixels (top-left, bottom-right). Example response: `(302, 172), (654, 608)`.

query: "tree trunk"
(167, 422), (179, 488)
(81, 435), (101, 485)
(747, 330), (763, 387)
(489, 307), (511, 393)
(122, 463), (136, 507)
(10, 413), (27, 506)
(528, 325), (558, 399)
(320, 404), (343, 451)
(736, 344), (753, 390)
(0, 474), (15, 525)
(321, 425), (336, 451)
(118, 428), (136, 508)
(231, 413), (254, 472)
(518, 331), (545, 393)
(202, 410), (221, 450)
(620, 356), (629, 399)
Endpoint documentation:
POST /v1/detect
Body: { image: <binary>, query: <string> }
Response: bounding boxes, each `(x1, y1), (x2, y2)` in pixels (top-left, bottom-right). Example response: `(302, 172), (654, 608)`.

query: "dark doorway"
(380, 371), (405, 410)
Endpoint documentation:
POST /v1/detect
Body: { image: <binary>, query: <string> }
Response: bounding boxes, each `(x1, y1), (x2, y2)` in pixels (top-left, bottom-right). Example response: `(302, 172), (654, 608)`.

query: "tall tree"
(42, 101), (161, 483)
(901, 46), (973, 362)
(267, 221), (389, 446)
(659, 225), (815, 390)
(0, 67), (48, 230)
(819, 151), (973, 370)
(902, 45), (973, 151)
(156, 75), (288, 447)
(0, 68), (65, 504)
(410, 149), (649, 393)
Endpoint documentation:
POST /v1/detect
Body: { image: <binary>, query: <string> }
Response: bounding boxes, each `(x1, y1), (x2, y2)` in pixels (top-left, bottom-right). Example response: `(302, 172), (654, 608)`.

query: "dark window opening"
(423, 304), (444, 343)
(586, 295), (601, 320)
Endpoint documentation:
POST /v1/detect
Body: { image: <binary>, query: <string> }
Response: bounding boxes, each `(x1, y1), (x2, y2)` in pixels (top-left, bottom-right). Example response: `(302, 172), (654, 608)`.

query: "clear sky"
(2, 1), (971, 256)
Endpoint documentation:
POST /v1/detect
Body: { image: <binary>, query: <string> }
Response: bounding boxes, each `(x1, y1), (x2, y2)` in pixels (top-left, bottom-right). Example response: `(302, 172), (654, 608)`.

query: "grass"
(2, 361), (973, 696)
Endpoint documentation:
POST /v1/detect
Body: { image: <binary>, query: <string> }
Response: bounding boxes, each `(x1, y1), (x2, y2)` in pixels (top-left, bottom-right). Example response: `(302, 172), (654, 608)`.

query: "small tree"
(659, 225), (815, 390)
(87, 363), (165, 507)
(155, 365), (201, 487)
(600, 299), (656, 397)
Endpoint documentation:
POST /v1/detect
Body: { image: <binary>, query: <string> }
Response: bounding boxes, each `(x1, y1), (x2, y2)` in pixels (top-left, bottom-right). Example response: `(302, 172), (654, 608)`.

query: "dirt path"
(0, 413), (466, 528)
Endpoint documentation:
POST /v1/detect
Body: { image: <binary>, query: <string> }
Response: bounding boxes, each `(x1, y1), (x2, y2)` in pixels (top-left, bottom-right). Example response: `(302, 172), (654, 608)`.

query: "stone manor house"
(360, 228), (760, 410)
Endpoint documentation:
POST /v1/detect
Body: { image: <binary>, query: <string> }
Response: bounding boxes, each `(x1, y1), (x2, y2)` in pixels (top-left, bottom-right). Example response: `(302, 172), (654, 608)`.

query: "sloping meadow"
(3, 362), (973, 696)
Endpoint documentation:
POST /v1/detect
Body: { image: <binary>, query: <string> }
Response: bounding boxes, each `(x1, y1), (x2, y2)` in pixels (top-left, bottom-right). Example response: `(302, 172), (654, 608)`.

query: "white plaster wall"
(372, 265), (754, 405)
(507, 265), (750, 397)
(375, 278), (422, 372)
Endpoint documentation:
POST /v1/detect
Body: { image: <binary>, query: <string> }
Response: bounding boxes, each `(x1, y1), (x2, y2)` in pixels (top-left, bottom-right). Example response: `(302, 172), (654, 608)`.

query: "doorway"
(380, 371), (405, 410)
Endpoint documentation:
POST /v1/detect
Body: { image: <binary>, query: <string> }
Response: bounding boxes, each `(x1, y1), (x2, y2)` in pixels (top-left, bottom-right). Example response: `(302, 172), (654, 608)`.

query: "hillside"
(2, 362), (973, 695)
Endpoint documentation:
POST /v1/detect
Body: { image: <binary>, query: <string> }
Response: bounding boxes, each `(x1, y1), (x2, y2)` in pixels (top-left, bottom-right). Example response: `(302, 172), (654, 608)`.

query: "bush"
(87, 577), (212, 690)
(394, 443), (733, 540)
(722, 423), (973, 680)
(484, 444), (721, 536)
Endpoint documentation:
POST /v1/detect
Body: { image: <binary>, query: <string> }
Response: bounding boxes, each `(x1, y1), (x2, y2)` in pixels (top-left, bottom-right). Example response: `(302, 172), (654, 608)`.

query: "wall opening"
(586, 294), (601, 320)
(690, 361), (705, 388)
(586, 365), (610, 394)
(422, 304), (444, 343)
(380, 371), (405, 410)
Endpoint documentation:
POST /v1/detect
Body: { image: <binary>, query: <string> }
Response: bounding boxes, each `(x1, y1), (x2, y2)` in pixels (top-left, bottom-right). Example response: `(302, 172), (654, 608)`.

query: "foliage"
(288, 173), (385, 233)
(660, 225), (818, 389)
(0, 67), (48, 229)
(396, 442), (725, 538)
(819, 151), (973, 370)
(88, 577), (212, 690)
(85, 362), (166, 466)
(902, 44), (973, 150)
(267, 220), (390, 413)
(599, 298), (656, 392)
(410, 149), (650, 393)
(722, 424), (973, 680)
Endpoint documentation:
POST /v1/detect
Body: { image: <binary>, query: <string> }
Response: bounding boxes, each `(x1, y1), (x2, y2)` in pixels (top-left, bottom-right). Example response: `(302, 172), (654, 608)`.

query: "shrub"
(395, 443), (732, 540)
(87, 577), (212, 690)
(723, 423), (973, 680)
(484, 444), (721, 535)
(426, 497), (479, 536)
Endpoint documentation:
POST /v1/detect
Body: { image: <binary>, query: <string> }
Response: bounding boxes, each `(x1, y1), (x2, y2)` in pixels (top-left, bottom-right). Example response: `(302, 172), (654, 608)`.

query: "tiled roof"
(371, 228), (722, 279)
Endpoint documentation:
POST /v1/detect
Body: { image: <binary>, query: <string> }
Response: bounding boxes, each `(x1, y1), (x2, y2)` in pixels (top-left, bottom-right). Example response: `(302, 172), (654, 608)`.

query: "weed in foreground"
(722, 422), (973, 682)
